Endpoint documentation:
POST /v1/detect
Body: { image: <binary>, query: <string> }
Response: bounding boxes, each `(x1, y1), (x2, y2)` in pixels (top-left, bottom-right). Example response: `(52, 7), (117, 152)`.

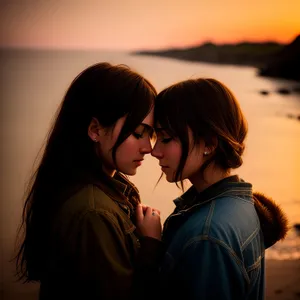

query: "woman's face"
(151, 126), (206, 182)
(98, 107), (154, 176)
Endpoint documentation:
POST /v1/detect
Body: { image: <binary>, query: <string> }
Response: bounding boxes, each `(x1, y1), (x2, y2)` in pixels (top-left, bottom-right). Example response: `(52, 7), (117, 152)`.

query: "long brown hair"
(15, 62), (157, 282)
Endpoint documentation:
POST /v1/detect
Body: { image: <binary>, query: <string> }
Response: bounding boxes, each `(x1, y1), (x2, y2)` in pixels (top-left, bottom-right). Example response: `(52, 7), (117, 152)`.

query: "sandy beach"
(1, 259), (299, 299)
(266, 259), (300, 300)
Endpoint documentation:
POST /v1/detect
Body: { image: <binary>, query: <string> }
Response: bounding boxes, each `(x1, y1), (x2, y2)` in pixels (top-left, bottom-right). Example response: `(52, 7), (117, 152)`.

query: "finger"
(149, 209), (160, 219)
(152, 210), (160, 217)
(135, 204), (144, 223)
(153, 208), (160, 215)
(146, 206), (160, 216)
(142, 205), (148, 214)
(145, 206), (154, 218)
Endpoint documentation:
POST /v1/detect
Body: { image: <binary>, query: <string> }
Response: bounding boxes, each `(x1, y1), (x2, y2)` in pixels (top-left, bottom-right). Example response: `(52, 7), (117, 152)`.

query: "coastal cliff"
(135, 34), (300, 81)
(258, 35), (300, 80)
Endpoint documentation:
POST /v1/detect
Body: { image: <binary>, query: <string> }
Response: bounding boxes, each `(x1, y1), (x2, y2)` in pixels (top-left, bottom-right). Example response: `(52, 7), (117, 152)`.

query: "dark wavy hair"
(155, 78), (247, 186)
(15, 62), (157, 282)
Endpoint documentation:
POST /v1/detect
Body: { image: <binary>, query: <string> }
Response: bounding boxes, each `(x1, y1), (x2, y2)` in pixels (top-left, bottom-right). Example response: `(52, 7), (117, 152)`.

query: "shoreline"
(134, 53), (300, 84)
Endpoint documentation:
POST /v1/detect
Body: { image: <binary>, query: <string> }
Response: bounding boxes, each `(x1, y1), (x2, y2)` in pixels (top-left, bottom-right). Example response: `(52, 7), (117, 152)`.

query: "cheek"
(166, 144), (181, 166)
(183, 152), (204, 175)
(115, 137), (137, 159)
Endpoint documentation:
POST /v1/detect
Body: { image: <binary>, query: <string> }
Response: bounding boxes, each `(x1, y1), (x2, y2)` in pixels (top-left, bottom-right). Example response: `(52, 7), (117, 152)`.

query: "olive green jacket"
(39, 173), (163, 300)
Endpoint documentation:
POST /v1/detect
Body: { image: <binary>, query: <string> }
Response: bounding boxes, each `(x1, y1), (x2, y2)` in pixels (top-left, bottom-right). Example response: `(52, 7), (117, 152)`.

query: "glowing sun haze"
(0, 0), (299, 50)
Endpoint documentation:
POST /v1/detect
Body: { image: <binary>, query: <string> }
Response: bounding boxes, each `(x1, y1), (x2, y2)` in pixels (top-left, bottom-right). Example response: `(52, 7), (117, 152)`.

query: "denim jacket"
(160, 176), (288, 300)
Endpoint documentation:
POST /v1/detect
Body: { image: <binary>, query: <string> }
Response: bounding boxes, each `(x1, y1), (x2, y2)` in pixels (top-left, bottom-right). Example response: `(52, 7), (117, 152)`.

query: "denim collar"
(174, 175), (252, 211)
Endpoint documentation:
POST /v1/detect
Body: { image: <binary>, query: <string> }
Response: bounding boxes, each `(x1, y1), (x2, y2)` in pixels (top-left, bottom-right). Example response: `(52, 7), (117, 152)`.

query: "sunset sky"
(0, 0), (299, 50)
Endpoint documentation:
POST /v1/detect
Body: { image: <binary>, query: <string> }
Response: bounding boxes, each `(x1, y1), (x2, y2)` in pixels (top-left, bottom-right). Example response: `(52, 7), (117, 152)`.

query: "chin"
(123, 168), (137, 176)
(166, 176), (175, 183)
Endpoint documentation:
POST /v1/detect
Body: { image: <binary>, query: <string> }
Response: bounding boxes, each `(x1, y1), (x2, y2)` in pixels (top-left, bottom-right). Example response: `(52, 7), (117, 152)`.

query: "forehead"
(154, 125), (167, 134)
(154, 122), (169, 131)
(154, 125), (199, 145)
(110, 115), (126, 137)
(141, 106), (154, 127)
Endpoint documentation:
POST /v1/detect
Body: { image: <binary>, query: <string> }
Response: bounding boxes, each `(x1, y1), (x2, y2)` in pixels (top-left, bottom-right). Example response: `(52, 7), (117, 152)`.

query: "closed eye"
(133, 132), (143, 139)
(161, 137), (172, 144)
(155, 127), (174, 144)
(133, 123), (155, 140)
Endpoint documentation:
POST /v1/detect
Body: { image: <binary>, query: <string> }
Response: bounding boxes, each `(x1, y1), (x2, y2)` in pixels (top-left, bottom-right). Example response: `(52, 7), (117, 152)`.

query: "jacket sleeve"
(176, 238), (248, 300)
(69, 210), (164, 300)
(133, 236), (165, 299)
(71, 209), (135, 300)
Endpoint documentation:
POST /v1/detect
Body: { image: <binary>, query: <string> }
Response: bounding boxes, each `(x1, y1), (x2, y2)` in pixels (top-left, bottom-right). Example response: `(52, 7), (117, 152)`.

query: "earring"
(204, 151), (209, 156)
(94, 138), (98, 143)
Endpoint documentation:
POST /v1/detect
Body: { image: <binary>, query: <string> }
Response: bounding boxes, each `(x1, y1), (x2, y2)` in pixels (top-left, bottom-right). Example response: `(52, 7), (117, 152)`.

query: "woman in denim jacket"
(147, 78), (288, 300)
(15, 63), (163, 300)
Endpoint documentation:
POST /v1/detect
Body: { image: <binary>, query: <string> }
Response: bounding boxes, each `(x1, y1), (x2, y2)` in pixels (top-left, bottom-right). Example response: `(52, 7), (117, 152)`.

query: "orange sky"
(0, 0), (299, 50)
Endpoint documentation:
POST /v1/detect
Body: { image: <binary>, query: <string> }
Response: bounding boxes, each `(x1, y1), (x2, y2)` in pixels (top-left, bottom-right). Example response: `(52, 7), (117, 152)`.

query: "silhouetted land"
(135, 34), (300, 81)
(259, 35), (300, 81)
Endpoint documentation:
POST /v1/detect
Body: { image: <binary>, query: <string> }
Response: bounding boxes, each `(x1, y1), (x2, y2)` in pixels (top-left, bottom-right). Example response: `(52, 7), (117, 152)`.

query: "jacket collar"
(92, 172), (141, 215)
(174, 175), (252, 211)
(112, 172), (140, 199)
(171, 176), (289, 250)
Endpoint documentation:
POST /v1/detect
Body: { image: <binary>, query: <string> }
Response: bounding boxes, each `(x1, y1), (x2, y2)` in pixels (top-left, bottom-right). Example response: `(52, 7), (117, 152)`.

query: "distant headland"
(134, 35), (300, 81)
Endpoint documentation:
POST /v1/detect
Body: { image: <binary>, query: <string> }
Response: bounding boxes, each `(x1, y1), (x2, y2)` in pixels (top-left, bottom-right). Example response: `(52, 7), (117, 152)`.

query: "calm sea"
(1, 49), (300, 298)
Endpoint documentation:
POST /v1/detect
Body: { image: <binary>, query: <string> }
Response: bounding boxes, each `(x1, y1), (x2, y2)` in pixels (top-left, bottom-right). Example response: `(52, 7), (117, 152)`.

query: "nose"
(151, 142), (163, 159)
(139, 137), (152, 154)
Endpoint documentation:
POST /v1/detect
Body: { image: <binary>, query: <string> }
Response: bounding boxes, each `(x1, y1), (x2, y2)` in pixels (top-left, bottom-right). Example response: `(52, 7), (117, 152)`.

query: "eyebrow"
(154, 127), (175, 138)
(154, 127), (165, 133)
(140, 123), (154, 131)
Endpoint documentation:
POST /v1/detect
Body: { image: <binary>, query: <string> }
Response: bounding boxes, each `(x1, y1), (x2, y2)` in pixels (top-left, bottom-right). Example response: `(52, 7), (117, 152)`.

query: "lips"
(160, 165), (169, 169)
(133, 158), (144, 166)
(159, 162), (168, 167)
(134, 158), (144, 162)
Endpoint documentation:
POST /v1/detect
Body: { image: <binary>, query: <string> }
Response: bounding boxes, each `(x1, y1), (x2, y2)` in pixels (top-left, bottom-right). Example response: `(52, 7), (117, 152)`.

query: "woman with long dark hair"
(15, 62), (162, 300)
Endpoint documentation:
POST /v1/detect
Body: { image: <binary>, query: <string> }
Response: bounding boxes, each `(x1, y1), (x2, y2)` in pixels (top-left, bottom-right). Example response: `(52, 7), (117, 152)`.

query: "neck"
(189, 165), (231, 193)
(102, 166), (116, 177)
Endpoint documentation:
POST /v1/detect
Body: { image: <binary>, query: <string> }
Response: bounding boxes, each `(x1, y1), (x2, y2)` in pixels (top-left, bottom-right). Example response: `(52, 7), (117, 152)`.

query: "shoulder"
(210, 194), (257, 229)
(61, 184), (119, 214)
(182, 195), (257, 242)
(207, 197), (259, 256)
(55, 184), (134, 232)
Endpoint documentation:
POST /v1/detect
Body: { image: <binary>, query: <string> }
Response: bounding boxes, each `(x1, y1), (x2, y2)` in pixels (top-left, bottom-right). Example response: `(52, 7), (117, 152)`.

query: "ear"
(88, 117), (102, 142)
(203, 136), (218, 156)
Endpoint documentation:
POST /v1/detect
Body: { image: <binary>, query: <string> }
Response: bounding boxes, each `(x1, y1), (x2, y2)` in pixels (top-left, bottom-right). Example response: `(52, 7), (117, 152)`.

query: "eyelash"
(133, 132), (143, 139)
(133, 130), (172, 143)
(161, 138), (172, 144)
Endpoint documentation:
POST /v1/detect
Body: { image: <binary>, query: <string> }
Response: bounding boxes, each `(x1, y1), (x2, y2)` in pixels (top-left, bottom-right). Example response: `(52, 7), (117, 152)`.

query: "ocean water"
(1, 49), (300, 297)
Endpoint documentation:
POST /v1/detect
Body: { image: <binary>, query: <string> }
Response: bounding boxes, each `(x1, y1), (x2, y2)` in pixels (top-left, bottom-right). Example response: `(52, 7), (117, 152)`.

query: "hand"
(135, 204), (162, 241)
